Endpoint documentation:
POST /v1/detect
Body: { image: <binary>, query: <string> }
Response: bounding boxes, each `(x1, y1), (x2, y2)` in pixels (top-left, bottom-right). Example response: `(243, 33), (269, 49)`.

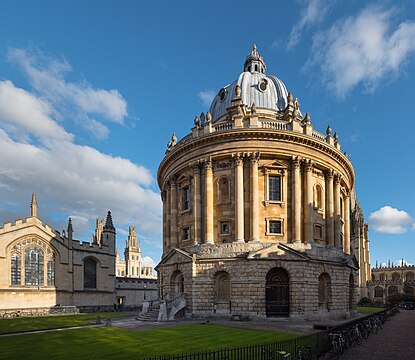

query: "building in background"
(367, 261), (414, 303)
(0, 194), (156, 315)
(156, 46), (370, 321)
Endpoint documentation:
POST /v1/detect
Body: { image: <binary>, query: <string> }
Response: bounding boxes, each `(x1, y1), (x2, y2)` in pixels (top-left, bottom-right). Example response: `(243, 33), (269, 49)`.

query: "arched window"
(11, 253), (21, 285)
(406, 272), (414, 282)
(379, 273), (385, 282)
(218, 177), (230, 204)
(84, 258), (97, 289)
(404, 286), (414, 295)
(25, 246), (44, 286)
(374, 286), (384, 298)
(215, 272), (230, 301)
(388, 286), (398, 296)
(314, 184), (323, 209)
(392, 273), (400, 282)
(318, 273), (332, 310)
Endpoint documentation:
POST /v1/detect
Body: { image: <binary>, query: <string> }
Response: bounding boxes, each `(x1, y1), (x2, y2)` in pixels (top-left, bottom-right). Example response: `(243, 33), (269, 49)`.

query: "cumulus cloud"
(306, 5), (415, 98)
(394, 259), (413, 266)
(198, 90), (216, 108)
(286, 0), (336, 50)
(142, 256), (156, 269)
(368, 206), (413, 234)
(7, 47), (128, 139)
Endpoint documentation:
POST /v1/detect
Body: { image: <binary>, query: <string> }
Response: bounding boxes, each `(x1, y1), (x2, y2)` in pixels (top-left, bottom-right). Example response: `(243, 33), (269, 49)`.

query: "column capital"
(168, 175), (177, 186)
(334, 173), (342, 185)
(303, 158), (314, 172)
(202, 157), (212, 171)
(249, 151), (261, 164)
(190, 160), (201, 174)
(325, 169), (334, 181)
(232, 152), (244, 166)
(291, 156), (301, 169)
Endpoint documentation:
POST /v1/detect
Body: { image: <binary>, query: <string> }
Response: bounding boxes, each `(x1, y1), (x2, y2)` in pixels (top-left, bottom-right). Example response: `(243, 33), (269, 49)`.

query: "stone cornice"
(158, 129), (354, 188)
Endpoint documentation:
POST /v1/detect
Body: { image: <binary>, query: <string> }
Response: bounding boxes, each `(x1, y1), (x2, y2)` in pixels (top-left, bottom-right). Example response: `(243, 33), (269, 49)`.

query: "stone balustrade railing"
(260, 120), (288, 130)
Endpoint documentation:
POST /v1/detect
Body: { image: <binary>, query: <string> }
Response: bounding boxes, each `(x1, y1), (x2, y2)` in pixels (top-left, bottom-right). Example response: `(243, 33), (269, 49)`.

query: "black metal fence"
(141, 308), (390, 360)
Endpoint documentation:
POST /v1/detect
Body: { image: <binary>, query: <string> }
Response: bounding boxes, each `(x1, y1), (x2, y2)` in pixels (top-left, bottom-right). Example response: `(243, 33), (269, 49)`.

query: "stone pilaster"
(334, 174), (342, 248)
(249, 152), (260, 242)
(165, 185), (171, 249)
(344, 192), (351, 254)
(291, 156), (301, 244)
(170, 177), (178, 248)
(304, 159), (314, 244)
(233, 153), (245, 243)
(161, 190), (167, 251)
(203, 158), (214, 244)
(325, 170), (334, 247)
(191, 162), (201, 245)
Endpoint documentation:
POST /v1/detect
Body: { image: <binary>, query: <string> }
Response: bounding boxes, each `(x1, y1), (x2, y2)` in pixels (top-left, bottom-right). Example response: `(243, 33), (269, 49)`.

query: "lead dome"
(209, 45), (289, 123)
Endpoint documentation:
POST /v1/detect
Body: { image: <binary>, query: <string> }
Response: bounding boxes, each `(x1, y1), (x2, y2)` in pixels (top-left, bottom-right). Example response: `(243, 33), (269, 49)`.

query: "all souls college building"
(156, 46), (371, 320)
(0, 193), (156, 315)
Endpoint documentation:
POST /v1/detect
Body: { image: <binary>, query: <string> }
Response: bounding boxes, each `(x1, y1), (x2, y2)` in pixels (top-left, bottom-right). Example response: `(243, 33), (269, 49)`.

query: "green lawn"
(357, 306), (383, 314)
(0, 312), (136, 334)
(0, 324), (298, 360)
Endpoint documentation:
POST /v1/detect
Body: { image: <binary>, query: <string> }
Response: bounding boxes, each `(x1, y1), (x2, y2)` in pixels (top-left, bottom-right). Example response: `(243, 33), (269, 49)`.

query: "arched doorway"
(170, 271), (184, 296)
(266, 267), (289, 317)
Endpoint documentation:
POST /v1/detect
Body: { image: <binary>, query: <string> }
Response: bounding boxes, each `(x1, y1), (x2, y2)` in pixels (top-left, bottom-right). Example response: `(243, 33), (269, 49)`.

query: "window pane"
(269, 220), (282, 234)
(269, 176), (281, 201)
(11, 253), (21, 285)
(182, 187), (190, 210)
(25, 246), (44, 286)
(47, 259), (55, 286)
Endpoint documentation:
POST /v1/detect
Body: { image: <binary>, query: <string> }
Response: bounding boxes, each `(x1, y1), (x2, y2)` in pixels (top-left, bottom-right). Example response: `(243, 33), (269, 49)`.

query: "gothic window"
(84, 258), (97, 289)
(392, 273), (400, 282)
(215, 272), (230, 301)
(374, 286), (384, 298)
(182, 186), (190, 210)
(47, 257), (55, 286)
(404, 286), (414, 295)
(407, 272), (414, 282)
(379, 273), (385, 282)
(25, 246), (44, 286)
(388, 286), (398, 296)
(268, 176), (281, 201)
(318, 273), (332, 310)
(218, 177), (230, 204)
(11, 253), (21, 285)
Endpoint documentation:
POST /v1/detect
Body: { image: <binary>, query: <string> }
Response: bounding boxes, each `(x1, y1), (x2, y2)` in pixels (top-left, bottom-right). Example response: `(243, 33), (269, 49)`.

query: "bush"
(357, 297), (373, 307)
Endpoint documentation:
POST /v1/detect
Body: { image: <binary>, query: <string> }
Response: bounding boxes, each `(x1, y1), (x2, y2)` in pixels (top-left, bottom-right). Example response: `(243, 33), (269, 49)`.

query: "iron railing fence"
(141, 308), (391, 360)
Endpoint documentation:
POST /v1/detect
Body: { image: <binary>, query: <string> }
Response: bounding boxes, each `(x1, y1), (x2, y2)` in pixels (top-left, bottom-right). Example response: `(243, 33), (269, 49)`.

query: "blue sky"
(0, 0), (414, 268)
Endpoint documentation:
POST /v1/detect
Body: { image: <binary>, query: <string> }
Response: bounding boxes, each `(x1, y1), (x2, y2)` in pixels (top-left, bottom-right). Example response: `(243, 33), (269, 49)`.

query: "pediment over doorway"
(247, 243), (310, 261)
(155, 248), (193, 270)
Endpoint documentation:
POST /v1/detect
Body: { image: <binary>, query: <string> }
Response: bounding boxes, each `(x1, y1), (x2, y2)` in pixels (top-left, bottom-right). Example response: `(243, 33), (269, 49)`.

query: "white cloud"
(7, 47), (128, 138)
(198, 90), (216, 108)
(394, 259), (413, 267)
(286, 0), (336, 50)
(368, 206), (413, 234)
(142, 256), (156, 269)
(307, 5), (415, 98)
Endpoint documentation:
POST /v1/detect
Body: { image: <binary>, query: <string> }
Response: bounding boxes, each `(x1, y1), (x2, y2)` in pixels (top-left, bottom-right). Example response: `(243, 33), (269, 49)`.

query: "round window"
(258, 78), (268, 92)
(219, 88), (227, 102)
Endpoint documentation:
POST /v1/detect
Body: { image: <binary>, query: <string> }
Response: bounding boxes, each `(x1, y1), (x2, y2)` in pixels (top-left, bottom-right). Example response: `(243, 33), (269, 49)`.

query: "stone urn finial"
(303, 112), (310, 124)
(200, 112), (205, 123)
(206, 111), (212, 123)
(287, 92), (293, 105)
(194, 115), (200, 127)
(251, 103), (257, 114)
(326, 124), (332, 136)
(334, 132), (338, 141)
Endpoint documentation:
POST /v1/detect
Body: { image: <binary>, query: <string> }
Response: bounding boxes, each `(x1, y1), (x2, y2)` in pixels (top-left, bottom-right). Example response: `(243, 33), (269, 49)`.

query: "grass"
(0, 312), (136, 334)
(0, 323), (298, 360)
(357, 306), (383, 314)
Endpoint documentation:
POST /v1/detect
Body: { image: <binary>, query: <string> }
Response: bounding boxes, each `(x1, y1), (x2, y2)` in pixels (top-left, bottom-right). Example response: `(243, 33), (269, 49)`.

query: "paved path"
(340, 310), (415, 360)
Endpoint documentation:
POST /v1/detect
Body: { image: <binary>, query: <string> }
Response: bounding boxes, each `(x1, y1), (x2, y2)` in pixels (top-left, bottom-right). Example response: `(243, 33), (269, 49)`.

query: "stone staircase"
(136, 307), (160, 321)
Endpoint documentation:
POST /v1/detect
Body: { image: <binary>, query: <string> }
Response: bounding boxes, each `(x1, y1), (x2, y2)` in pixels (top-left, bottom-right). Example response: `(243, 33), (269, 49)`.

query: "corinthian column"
(165, 185), (171, 249)
(325, 170), (334, 247)
(233, 153), (245, 243)
(170, 177), (178, 248)
(161, 190), (167, 251)
(191, 162), (201, 245)
(250, 152), (260, 242)
(344, 192), (351, 254)
(291, 156), (301, 244)
(203, 158), (214, 244)
(304, 159), (314, 244)
(334, 174), (342, 248)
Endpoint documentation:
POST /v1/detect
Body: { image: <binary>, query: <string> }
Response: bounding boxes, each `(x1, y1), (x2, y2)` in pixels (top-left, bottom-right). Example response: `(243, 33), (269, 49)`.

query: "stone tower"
(124, 226), (142, 277)
(102, 211), (116, 254)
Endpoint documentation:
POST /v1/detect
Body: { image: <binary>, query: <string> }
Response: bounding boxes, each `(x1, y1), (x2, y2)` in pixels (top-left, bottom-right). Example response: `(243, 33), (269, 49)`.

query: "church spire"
(31, 192), (37, 217)
(104, 211), (115, 231)
(67, 217), (73, 241)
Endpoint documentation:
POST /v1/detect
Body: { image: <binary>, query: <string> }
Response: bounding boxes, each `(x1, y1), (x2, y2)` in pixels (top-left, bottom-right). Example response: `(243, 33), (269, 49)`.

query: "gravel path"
(340, 310), (415, 360)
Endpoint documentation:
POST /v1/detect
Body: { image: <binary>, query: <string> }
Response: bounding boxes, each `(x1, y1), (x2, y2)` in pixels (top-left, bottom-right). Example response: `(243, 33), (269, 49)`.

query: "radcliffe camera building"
(156, 46), (371, 320)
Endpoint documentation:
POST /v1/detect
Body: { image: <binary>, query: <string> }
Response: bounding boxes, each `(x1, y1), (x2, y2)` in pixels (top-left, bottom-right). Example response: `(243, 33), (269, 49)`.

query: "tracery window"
(25, 246), (44, 286)
(388, 286), (398, 296)
(374, 286), (384, 298)
(84, 258), (97, 289)
(407, 272), (414, 282)
(11, 253), (21, 285)
(392, 273), (400, 282)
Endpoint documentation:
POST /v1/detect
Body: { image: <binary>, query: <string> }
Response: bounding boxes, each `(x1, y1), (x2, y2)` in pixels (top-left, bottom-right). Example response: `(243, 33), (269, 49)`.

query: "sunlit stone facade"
(156, 46), (367, 320)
